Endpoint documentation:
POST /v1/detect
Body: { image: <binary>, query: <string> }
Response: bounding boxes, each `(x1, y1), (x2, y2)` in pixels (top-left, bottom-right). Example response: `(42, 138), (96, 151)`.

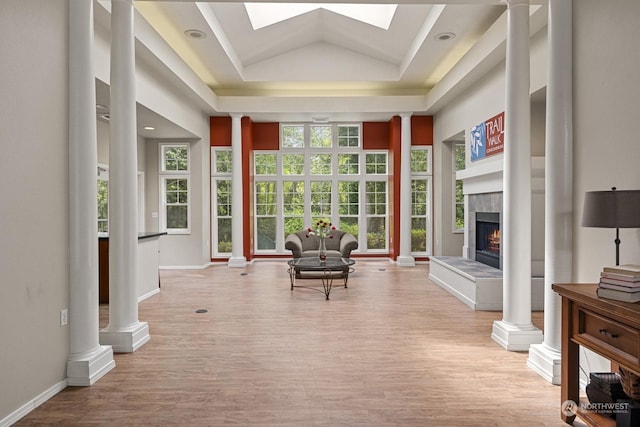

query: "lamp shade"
(581, 189), (640, 228)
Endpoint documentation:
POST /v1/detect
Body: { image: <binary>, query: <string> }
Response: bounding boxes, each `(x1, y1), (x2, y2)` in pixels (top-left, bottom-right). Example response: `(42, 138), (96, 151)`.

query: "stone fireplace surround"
(469, 192), (503, 269)
(428, 157), (545, 311)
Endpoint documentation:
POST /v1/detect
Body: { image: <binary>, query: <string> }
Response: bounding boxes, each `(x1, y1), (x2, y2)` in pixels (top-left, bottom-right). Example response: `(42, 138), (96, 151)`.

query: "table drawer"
(577, 307), (640, 363)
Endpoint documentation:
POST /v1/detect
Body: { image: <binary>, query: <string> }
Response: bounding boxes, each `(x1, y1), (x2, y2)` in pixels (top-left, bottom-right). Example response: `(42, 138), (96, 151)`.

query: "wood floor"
(16, 261), (573, 426)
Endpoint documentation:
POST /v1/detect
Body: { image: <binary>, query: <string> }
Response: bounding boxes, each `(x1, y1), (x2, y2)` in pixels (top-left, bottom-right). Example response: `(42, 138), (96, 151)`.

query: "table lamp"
(581, 187), (640, 265)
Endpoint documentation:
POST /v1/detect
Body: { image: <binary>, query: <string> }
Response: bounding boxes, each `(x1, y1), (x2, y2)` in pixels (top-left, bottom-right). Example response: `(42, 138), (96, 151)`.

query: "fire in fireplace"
(475, 212), (500, 269)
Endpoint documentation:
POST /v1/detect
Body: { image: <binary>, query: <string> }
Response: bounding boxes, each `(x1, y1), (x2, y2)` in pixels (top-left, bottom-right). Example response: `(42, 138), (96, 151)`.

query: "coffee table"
(287, 257), (356, 300)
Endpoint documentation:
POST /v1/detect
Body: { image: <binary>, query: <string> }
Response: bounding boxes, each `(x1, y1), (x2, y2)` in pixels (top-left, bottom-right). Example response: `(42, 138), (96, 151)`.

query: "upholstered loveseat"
(285, 229), (358, 259)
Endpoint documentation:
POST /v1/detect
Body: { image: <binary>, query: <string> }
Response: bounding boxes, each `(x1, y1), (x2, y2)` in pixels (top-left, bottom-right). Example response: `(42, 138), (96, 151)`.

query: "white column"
(491, 0), (543, 351)
(100, 0), (149, 352)
(528, 0), (572, 384)
(67, 0), (115, 386)
(397, 113), (415, 266)
(228, 113), (247, 267)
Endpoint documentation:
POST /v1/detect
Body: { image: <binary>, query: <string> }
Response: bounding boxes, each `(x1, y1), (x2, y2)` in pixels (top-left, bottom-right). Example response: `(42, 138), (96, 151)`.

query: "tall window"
(365, 180), (387, 250)
(254, 152), (278, 250)
(160, 143), (190, 234)
(410, 147), (432, 254)
(251, 123), (388, 254)
(454, 142), (465, 232)
(97, 166), (109, 234)
(283, 181), (305, 238)
(211, 148), (232, 256)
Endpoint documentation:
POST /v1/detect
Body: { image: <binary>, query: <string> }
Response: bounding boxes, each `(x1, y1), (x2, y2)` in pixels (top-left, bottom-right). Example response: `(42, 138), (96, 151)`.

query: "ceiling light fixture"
(184, 29), (206, 39)
(435, 32), (456, 41)
(144, 126), (155, 131)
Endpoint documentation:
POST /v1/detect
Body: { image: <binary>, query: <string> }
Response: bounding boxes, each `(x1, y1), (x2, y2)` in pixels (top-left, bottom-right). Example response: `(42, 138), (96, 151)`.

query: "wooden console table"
(553, 283), (640, 426)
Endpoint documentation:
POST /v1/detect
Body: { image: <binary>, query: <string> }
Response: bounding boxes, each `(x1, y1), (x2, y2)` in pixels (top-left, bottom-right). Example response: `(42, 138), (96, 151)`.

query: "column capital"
(230, 113), (244, 119)
(399, 112), (412, 119)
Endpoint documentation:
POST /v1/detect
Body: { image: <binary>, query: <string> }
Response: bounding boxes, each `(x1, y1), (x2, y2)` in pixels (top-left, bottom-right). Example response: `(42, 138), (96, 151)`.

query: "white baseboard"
(0, 379), (67, 427)
(138, 287), (160, 303)
(159, 263), (212, 270)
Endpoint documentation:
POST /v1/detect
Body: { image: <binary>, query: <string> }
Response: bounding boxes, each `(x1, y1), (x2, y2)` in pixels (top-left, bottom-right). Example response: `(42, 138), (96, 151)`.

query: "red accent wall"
(253, 122), (279, 150)
(210, 116), (232, 146)
(411, 115), (433, 145)
(363, 122), (390, 149)
(388, 116), (402, 260)
(241, 117), (254, 261)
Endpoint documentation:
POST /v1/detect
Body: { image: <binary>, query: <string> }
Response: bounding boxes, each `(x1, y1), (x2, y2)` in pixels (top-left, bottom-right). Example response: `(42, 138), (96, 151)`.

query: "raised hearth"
(429, 256), (544, 311)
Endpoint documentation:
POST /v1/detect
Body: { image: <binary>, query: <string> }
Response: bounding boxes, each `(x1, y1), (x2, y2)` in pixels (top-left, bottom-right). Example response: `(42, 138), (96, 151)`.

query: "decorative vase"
(318, 236), (327, 262)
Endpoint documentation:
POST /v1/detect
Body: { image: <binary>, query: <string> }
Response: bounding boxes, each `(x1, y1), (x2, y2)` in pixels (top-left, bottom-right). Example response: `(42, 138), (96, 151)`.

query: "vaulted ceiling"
(134, 1), (506, 96)
(96, 0), (547, 137)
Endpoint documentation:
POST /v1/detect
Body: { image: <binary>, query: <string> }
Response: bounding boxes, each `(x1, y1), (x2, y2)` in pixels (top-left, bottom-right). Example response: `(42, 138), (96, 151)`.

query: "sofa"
(285, 229), (358, 259)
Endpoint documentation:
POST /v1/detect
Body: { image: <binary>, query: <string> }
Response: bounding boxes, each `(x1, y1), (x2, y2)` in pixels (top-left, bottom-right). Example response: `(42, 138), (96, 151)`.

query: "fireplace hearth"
(475, 212), (500, 269)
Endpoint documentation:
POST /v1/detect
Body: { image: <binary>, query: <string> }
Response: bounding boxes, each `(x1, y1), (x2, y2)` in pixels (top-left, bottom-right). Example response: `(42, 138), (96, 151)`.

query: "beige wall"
(573, 0), (640, 279)
(0, 0), (70, 419)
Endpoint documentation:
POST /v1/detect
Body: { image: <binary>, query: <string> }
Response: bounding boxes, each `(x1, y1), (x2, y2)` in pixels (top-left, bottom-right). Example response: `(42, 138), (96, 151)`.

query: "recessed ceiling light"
(144, 126), (155, 131)
(184, 29), (206, 39)
(435, 32), (456, 41)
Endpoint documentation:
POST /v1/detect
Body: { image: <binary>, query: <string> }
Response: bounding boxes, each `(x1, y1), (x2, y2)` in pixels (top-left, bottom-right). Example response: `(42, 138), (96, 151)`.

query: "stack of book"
(597, 264), (640, 302)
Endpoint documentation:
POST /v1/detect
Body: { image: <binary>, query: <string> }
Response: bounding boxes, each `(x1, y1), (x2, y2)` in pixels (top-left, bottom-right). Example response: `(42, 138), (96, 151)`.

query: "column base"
(491, 320), (543, 351)
(67, 345), (115, 386)
(228, 256), (247, 268)
(100, 321), (150, 353)
(527, 342), (562, 385)
(396, 255), (416, 267)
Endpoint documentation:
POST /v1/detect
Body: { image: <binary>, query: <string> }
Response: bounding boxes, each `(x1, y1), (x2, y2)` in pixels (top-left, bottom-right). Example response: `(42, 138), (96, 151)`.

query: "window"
(338, 125), (359, 147)
(338, 181), (359, 238)
(410, 147), (432, 254)
(338, 154), (359, 175)
(163, 178), (189, 230)
(283, 181), (305, 239)
(97, 166), (109, 234)
(310, 125), (332, 148)
(215, 150), (232, 174)
(160, 143), (190, 234)
(211, 148), (232, 255)
(282, 154), (304, 175)
(255, 153), (277, 175)
(162, 145), (189, 172)
(365, 181), (387, 250)
(310, 181), (332, 221)
(219, 126), (392, 254)
(454, 143), (465, 232)
(215, 179), (232, 254)
(365, 153), (387, 174)
(255, 181), (277, 250)
(251, 123), (387, 254)
(310, 154), (332, 175)
(282, 125), (304, 148)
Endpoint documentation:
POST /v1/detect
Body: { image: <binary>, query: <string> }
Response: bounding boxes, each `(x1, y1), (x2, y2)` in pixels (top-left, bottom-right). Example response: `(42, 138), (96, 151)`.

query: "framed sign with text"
(470, 112), (504, 162)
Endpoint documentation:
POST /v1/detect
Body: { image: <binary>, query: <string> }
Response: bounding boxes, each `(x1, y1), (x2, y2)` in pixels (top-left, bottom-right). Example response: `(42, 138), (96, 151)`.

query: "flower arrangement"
(306, 220), (336, 239)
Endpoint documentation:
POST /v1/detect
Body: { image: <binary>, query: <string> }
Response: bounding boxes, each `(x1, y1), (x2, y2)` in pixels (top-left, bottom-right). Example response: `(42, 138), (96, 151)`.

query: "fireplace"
(475, 212), (500, 269)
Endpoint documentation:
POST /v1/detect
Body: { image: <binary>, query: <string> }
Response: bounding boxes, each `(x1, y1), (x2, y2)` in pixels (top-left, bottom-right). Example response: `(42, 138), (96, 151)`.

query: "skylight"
(244, 3), (398, 30)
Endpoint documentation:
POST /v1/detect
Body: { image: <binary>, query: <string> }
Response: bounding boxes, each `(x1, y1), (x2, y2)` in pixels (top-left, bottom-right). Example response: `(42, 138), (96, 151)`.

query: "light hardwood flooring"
(16, 261), (574, 426)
